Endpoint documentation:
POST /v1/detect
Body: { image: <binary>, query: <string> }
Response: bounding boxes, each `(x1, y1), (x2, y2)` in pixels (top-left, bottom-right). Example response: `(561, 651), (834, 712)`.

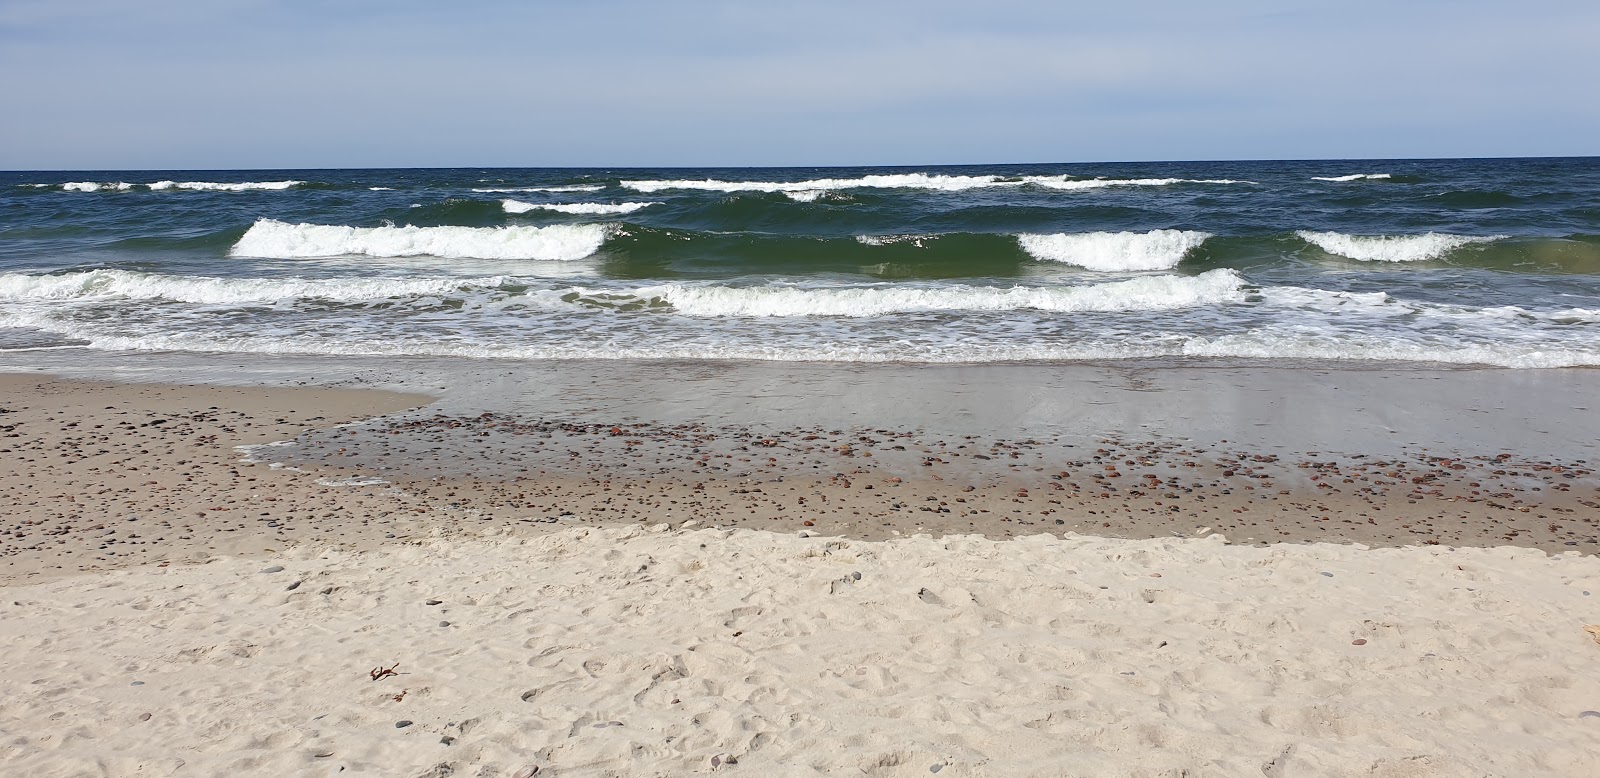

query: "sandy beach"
(1, 364), (1599, 775)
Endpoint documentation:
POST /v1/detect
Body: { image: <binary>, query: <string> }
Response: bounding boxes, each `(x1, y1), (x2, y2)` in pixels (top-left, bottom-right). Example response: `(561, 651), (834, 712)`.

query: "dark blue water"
(2, 158), (1597, 366)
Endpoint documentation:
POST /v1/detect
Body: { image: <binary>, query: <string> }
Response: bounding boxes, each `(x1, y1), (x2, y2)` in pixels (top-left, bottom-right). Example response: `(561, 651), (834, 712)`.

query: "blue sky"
(2, 0), (1596, 169)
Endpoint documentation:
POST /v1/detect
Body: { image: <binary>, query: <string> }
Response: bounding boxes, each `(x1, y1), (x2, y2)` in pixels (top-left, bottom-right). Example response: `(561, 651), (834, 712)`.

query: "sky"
(1, 0), (1597, 169)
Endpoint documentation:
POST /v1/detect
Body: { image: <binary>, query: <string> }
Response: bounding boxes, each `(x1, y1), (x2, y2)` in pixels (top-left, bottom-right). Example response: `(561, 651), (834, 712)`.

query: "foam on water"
(1312, 174), (1393, 182)
(61, 182), (134, 192)
(624, 173), (1007, 193)
(1017, 230), (1212, 271)
(0, 269), (533, 305)
(623, 173), (1252, 194)
(473, 185), (605, 193)
(146, 180), (303, 191)
(230, 219), (612, 260)
(1022, 176), (1252, 190)
(785, 190), (826, 202)
(501, 199), (655, 215)
(1296, 231), (1502, 262)
(641, 270), (1246, 317)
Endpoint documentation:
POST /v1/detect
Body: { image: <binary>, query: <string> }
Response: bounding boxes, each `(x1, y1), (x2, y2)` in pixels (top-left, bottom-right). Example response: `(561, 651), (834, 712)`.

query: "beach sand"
(3, 526), (1600, 776)
(3, 365), (1600, 775)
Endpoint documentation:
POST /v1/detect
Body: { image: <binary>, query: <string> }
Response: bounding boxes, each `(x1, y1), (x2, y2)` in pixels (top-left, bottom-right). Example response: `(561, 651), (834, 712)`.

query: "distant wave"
(1296, 231), (1502, 262)
(61, 182), (135, 192)
(501, 199), (655, 215)
(472, 185), (605, 193)
(622, 173), (1252, 194)
(149, 180), (303, 191)
(230, 219), (612, 260)
(1311, 174), (1393, 182)
(1016, 230), (1212, 271)
(51, 180), (303, 192)
(1024, 176), (1253, 190)
(644, 270), (1246, 317)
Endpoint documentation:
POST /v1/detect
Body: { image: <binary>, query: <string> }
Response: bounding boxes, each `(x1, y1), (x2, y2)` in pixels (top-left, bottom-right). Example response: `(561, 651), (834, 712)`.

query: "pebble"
(395, 720), (413, 728)
(138, 712), (151, 721)
(512, 767), (541, 778)
(930, 765), (944, 774)
(1580, 711), (1600, 719)
(285, 580), (301, 591)
(130, 681), (144, 686)
(439, 620), (451, 627)
(425, 599), (442, 606)
(1352, 638), (1368, 645)
(1320, 572), (1334, 577)
(260, 565), (284, 574)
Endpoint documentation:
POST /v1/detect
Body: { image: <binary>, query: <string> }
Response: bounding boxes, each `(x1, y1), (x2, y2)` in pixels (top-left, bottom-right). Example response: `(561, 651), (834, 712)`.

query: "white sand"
(3, 526), (1600, 777)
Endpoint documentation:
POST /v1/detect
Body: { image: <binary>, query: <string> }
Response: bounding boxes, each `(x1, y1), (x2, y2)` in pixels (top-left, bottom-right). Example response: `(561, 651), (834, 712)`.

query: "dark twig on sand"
(370, 662), (400, 681)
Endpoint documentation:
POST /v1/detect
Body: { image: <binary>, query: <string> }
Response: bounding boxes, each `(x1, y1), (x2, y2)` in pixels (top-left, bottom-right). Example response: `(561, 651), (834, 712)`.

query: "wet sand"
(1, 362), (1598, 585)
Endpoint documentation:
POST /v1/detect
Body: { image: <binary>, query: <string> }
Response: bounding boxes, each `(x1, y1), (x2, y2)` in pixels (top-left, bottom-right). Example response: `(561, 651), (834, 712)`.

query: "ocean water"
(2, 158), (1598, 368)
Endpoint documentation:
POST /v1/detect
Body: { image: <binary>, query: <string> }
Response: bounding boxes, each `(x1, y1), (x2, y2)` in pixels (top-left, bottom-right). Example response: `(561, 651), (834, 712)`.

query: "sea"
(2, 158), (1598, 368)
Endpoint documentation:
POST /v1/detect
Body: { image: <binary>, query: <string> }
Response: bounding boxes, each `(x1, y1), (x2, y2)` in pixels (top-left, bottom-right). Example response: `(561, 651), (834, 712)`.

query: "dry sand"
(4, 526), (1600, 777)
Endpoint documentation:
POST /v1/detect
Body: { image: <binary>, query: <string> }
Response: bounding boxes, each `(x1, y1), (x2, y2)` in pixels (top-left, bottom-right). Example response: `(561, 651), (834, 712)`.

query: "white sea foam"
(624, 174), (1251, 194)
(146, 180), (303, 191)
(369, 187), (395, 191)
(61, 182), (134, 192)
(1017, 230), (1212, 271)
(1296, 231), (1501, 262)
(230, 219), (612, 260)
(1312, 174), (1393, 182)
(785, 190), (826, 202)
(1022, 176), (1252, 190)
(473, 185), (605, 193)
(0, 269), (530, 305)
(639, 270), (1245, 317)
(501, 199), (655, 215)
(623, 173), (1006, 193)
(854, 234), (940, 247)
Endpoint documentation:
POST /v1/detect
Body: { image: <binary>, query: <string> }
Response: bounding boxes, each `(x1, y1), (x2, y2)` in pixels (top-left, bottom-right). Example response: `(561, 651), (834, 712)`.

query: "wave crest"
(1017, 230), (1211, 271)
(501, 199), (654, 215)
(1297, 231), (1501, 262)
(230, 219), (612, 260)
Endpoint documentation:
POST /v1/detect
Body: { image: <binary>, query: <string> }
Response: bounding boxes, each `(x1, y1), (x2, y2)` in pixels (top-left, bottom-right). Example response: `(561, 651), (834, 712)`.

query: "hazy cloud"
(2, 0), (1595, 168)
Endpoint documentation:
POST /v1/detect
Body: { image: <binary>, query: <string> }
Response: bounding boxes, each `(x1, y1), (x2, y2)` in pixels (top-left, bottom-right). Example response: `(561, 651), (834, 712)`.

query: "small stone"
(439, 621), (451, 627)
(1580, 711), (1600, 719)
(425, 599), (442, 606)
(1352, 639), (1368, 646)
(440, 735), (456, 745)
(314, 751), (335, 758)
(1320, 572), (1334, 577)
(930, 765), (944, 774)
(851, 571), (862, 580)
(512, 767), (540, 778)
(395, 720), (413, 728)
(260, 565), (284, 574)
(286, 580), (301, 591)
(139, 712), (151, 721)
(130, 681), (144, 686)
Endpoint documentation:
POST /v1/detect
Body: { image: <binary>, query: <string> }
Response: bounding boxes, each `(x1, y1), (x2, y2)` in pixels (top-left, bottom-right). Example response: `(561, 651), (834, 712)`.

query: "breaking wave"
(1017, 230), (1212, 271)
(623, 173), (1251, 194)
(1312, 174), (1393, 182)
(229, 219), (612, 260)
(472, 185), (605, 193)
(642, 270), (1246, 317)
(501, 199), (655, 215)
(1297, 231), (1502, 262)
